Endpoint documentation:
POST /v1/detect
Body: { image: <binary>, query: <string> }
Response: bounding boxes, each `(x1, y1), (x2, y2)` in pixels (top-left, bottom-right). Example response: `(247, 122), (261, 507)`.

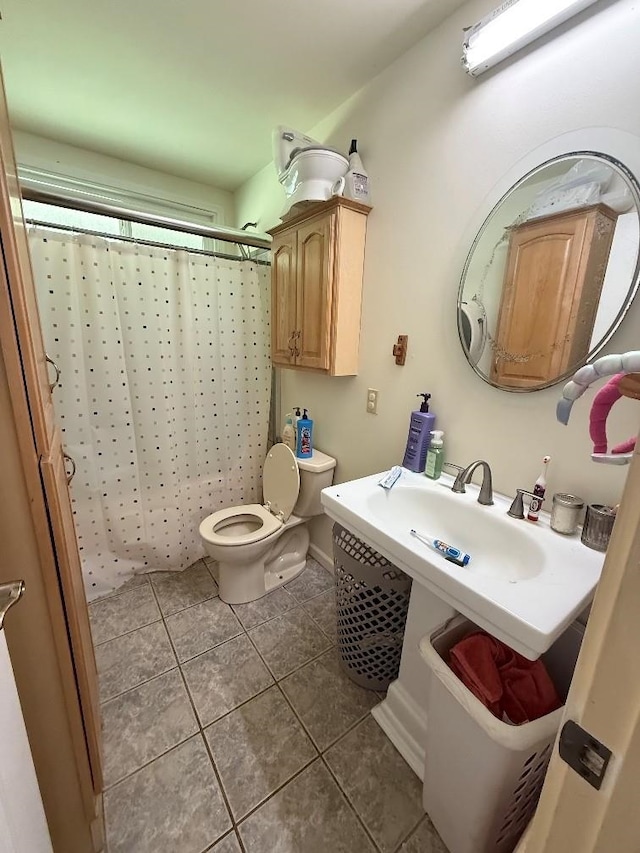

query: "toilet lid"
(262, 443), (300, 521)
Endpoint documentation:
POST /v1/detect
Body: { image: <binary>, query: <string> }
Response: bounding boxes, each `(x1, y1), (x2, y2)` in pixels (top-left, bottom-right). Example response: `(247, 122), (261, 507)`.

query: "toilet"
(273, 126), (349, 217)
(199, 443), (336, 604)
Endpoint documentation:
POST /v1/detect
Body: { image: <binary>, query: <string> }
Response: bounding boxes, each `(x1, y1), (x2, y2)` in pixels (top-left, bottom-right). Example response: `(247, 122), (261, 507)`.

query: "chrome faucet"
(450, 460), (494, 506)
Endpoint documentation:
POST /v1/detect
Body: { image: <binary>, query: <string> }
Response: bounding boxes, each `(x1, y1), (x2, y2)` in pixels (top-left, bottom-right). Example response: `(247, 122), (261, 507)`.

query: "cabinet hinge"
(558, 720), (612, 790)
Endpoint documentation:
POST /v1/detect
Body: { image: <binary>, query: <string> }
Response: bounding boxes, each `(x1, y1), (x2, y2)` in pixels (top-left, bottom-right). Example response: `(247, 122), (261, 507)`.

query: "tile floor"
(89, 557), (449, 853)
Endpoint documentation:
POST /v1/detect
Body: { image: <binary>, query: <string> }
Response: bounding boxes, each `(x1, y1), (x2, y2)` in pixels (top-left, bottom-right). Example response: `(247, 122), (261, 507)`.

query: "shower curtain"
(28, 228), (271, 600)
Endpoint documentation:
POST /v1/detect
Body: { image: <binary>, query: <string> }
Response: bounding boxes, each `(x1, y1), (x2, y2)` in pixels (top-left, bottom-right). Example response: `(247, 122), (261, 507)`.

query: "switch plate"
(367, 388), (379, 414)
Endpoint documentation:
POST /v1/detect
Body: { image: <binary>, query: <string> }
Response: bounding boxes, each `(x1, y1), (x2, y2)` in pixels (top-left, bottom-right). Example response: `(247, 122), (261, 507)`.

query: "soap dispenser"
(425, 430), (445, 480)
(282, 414), (296, 452)
(402, 393), (436, 473)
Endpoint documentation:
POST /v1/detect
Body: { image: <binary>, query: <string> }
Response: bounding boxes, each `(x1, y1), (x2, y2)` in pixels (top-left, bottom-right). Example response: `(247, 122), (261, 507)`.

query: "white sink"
(321, 469), (605, 659)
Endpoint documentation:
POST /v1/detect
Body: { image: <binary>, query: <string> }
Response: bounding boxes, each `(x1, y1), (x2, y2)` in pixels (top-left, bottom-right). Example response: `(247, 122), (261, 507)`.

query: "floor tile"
(165, 597), (242, 662)
(325, 716), (424, 853)
(284, 558), (334, 603)
(105, 735), (231, 853)
(302, 588), (337, 639)
(208, 832), (242, 853)
(238, 760), (375, 853)
(89, 585), (160, 645)
(248, 608), (332, 679)
(92, 572), (151, 602)
(151, 561), (218, 616)
(400, 816), (449, 852)
(231, 587), (296, 630)
(205, 685), (316, 819)
(182, 634), (274, 726)
(102, 668), (198, 787)
(95, 621), (177, 702)
(280, 648), (377, 750)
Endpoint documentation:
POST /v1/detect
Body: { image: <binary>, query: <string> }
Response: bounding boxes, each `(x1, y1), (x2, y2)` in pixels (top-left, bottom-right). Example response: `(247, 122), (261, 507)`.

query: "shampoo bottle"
(425, 431), (445, 480)
(527, 455), (551, 522)
(296, 409), (313, 459)
(402, 393), (436, 473)
(282, 414), (296, 452)
(343, 139), (371, 204)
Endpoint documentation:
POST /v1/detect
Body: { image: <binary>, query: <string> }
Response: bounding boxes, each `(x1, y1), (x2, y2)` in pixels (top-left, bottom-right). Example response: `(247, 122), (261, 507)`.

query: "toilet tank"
(294, 449), (337, 518)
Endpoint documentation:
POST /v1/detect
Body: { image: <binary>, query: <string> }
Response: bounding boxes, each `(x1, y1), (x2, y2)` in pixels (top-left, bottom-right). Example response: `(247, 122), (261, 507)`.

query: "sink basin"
(367, 486), (544, 582)
(321, 469), (605, 658)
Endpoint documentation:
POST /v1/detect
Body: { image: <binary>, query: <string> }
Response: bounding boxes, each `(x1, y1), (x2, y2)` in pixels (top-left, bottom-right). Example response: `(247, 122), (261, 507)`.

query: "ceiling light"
(462, 0), (600, 77)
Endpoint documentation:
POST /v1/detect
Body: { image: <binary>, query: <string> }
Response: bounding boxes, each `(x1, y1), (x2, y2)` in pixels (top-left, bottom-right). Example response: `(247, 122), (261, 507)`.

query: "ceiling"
(0, 0), (467, 191)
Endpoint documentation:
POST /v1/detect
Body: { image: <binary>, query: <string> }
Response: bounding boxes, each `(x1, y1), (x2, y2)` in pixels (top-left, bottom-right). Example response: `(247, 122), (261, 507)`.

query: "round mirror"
(458, 152), (640, 391)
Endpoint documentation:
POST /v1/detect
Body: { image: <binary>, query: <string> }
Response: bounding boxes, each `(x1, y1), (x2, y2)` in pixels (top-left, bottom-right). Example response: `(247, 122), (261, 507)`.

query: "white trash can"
(420, 616), (583, 853)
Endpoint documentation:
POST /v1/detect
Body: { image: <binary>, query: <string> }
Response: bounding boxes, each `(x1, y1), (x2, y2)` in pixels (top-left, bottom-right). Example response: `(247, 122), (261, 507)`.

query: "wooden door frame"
(517, 428), (640, 851)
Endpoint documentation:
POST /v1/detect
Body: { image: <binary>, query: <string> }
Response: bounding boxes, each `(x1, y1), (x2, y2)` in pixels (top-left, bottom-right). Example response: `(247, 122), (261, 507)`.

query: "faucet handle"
(508, 488), (537, 519)
(443, 462), (464, 474)
(443, 462), (465, 492)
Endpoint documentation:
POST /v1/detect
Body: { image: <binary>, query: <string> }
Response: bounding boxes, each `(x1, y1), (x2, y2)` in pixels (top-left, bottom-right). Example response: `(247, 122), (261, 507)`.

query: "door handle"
(0, 580), (25, 630)
(63, 453), (76, 484)
(288, 330), (297, 357)
(293, 330), (301, 357)
(45, 355), (61, 392)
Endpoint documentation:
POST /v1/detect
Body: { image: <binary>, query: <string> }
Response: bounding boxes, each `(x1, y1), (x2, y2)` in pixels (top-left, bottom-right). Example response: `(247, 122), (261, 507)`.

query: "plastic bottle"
(291, 406), (302, 447)
(402, 393), (436, 473)
(527, 455), (551, 522)
(296, 409), (313, 459)
(425, 431), (445, 480)
(343, 139), (371, 204)
(282, 414), (296, 452)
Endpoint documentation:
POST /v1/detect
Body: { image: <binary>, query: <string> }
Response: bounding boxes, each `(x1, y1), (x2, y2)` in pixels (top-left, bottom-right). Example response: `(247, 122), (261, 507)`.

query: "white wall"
(14, 130), (236, 225)
(236, 0), (640, 558)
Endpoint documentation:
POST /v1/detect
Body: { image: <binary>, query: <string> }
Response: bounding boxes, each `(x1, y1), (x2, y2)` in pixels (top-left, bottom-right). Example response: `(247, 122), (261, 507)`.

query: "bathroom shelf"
(268, 197), (371, 376)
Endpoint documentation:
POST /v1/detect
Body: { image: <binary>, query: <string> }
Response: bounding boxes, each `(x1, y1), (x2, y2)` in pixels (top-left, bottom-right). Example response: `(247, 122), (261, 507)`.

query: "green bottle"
(425, 430), (445, 480)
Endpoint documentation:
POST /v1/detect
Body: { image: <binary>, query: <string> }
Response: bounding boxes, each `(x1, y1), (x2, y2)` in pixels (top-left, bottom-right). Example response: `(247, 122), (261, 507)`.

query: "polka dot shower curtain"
(28, 228), (271, 600)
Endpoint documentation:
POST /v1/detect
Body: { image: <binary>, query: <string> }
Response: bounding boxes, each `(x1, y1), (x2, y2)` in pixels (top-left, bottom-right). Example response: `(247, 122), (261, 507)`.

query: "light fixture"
(462, 0), (600, 77)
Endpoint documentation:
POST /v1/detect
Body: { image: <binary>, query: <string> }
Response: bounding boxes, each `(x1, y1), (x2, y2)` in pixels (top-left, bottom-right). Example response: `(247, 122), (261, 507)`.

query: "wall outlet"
(367, 388), (379, 414)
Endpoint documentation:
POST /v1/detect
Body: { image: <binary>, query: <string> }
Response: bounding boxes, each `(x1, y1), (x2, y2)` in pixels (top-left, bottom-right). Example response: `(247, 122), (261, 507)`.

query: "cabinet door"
(271, 234), (297, 366)
(0, 72), (56, 454)
(295, 214), (334, 370)
(40, 429), (103, 795)
(492, 213), (590, 388)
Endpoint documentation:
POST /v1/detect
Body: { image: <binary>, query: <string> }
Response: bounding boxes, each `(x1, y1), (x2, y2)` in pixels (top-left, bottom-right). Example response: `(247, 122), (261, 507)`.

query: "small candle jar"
(550, 493), (585, 535)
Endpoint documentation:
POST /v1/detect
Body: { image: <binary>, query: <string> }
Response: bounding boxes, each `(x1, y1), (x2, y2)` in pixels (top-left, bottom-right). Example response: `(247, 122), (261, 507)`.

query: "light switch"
(367, 388), (379, 414)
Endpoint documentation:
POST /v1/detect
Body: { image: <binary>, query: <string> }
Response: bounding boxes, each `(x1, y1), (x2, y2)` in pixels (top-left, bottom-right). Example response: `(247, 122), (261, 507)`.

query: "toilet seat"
(199, 504), (283, 548)
(199, 444), (301, 548)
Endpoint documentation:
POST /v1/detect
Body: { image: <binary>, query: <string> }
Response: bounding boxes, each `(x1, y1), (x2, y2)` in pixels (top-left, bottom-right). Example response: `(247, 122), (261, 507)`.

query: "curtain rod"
(25, 219), (271, 265)
(20, 183), (272, 250)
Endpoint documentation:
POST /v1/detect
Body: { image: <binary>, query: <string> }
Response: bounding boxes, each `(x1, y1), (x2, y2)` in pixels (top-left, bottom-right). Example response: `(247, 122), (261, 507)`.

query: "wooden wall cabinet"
(491, 203), (618, 388)
(269, 197), (371, 376)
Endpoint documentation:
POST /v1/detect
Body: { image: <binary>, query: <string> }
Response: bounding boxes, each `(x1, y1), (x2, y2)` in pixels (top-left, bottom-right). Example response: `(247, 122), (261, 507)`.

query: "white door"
(0, 583), (53, 853)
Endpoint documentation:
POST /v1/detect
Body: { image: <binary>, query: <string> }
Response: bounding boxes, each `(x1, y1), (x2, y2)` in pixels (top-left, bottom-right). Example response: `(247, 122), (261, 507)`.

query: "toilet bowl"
(199, 443), (336, 604)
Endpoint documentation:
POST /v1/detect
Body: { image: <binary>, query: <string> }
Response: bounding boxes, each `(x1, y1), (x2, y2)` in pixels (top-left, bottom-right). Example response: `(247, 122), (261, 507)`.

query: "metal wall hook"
(63, 453), (76, 484)
(45, 355), (61, 392)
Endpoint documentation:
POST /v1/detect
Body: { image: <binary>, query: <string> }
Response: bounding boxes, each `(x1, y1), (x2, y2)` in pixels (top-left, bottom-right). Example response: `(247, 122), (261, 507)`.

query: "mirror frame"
(457, 149), (640, 392)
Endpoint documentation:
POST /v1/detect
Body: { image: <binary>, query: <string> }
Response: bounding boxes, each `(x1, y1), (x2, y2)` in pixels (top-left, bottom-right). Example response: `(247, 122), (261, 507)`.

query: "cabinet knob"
(45, 355), (61, 392)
